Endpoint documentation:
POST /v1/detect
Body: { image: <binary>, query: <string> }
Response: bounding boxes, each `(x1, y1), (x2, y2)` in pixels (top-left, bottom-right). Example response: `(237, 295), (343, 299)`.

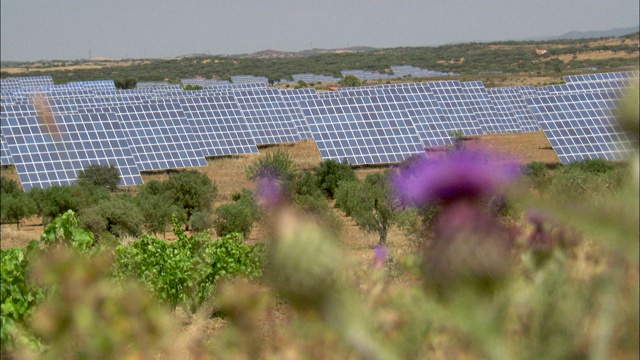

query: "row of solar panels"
(1, 71), (638, 191)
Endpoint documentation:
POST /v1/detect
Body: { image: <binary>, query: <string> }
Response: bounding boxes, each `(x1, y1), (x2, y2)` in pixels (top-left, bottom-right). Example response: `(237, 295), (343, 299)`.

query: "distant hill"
(530, 25), (639, 41)
(240, 46), (378, 59)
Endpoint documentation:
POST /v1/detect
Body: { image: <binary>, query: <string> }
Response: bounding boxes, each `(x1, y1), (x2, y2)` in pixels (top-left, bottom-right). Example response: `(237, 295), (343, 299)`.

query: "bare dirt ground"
(0, 131), (557, 250)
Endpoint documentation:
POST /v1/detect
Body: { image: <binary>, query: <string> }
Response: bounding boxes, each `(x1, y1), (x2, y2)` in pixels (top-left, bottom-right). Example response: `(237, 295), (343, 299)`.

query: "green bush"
(549, 160), (627, 201)
(315, 159), (357, 198)
(165, 170), (217, 229)
(293, 194), (343, 236)
(523, 161), (552, 193)
(0, 176), (21, 197)
(214, 199), (258, 238)
(1, 194), (35, 227)
(335, 173), (395, 244)
(111, 232), (263, 310)
(1, 242), (45, 351)
(40, 185), (82, 225)
(290, 170), (322, 197)
(93, 197), (144, 238)
(135, 181), (175, 236)
(245, 149), (296, 182)
(188, 211), (215, 233)
(564, 158), (615, 174)
(76, 163), (121, 191)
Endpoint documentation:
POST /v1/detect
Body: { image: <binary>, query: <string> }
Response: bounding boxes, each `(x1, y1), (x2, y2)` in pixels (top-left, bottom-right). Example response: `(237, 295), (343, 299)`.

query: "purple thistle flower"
(373, 245), (388, 268)
(393, 150), (520, 206)
(256, 174), (285, 208)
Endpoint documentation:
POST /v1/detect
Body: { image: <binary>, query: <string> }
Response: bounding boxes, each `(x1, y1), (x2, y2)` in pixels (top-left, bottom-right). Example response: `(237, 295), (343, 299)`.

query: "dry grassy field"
(0, 131), (556, 250)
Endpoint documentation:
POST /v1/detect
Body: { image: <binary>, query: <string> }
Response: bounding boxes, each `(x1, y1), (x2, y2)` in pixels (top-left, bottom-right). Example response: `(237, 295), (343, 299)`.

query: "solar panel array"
(0, 135), (13, 165)
(336, 84), (456, 147)
(178, 96), (259, 156)
(427, 81), (484, 136)
(486, 87), (540, 132)
(1, 111), (143, 190)
(1, 71), (638, 190)
(390, 65), (451, 78)
(292, 73), (342, 83)
(461, 81), (518, 134)
(299, 96), (426, 165)
(526, 91), (635, 163)
(230, 75), (269, 84)
(181, 78), (231, 87)
(232, 89), (301, 145)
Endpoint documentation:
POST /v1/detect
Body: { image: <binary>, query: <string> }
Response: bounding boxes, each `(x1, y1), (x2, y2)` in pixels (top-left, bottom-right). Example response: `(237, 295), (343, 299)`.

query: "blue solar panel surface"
(526, 91), (635, 164)
(1, 134), (13, 165)
(177, 96), (259, 156)
(1, 111), (143, 190)
(427, 81), (484, 136)
(232, 89), (301, 145)
(486, 87), (539, 132)
(337, 85), (455, 147)
(299, 96), (426, 165)
(110, 102), (208, 171)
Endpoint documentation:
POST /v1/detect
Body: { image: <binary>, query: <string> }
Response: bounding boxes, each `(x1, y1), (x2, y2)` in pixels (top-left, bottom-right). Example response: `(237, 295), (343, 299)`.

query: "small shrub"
(315, 159), (357, 198)
(290, 170), (322, 197)
(0, 194), (35, 228)
(565, 158), (615, 175)
(165, 170), (217, 228)
(293, 194), (343, 236)
(214, 202), (256, 238)
(189, 211), (215, 233)
(523, 161), (552, 193)
(76, 163), (121, 191)
(245, 149), (296, 182)
(0, 176), (21, 197)
(95, 197), (144, 238)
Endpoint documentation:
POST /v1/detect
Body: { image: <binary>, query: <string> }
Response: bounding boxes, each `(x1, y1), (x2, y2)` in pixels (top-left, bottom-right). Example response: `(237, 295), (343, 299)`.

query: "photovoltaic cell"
(525, 91), (635, 164)
(177, 96), (259, 156)
(109, 102), (208, 171)
(299, 96), (426, 165)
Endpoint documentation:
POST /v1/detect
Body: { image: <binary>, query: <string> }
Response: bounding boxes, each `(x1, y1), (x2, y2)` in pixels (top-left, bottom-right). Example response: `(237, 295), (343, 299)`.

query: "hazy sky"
(1, 0), (638, 61)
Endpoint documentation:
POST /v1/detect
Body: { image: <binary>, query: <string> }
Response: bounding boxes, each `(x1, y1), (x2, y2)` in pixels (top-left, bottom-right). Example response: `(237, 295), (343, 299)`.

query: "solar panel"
(232, 89), (301, 145)
(279, 89), (320, 140)
(460, 81), (509, 134)
(426, 81), (485, 136)
(484, 90), (524, 133)
(337, 84), (455, 147)
(291, 73), (341, 83)
(1, 134), (13, 165)
(230, 75), (269, 84)
(299, 96), (426, 165)
(177, 96), (259, 156)
(181, 78), (231, 87)
(109, 102), (208, 171)
(486, 87), (539, 132)
(563, 71), (638, 84)
(526, 91), (635, 164)
(1, 111), (143, 190)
